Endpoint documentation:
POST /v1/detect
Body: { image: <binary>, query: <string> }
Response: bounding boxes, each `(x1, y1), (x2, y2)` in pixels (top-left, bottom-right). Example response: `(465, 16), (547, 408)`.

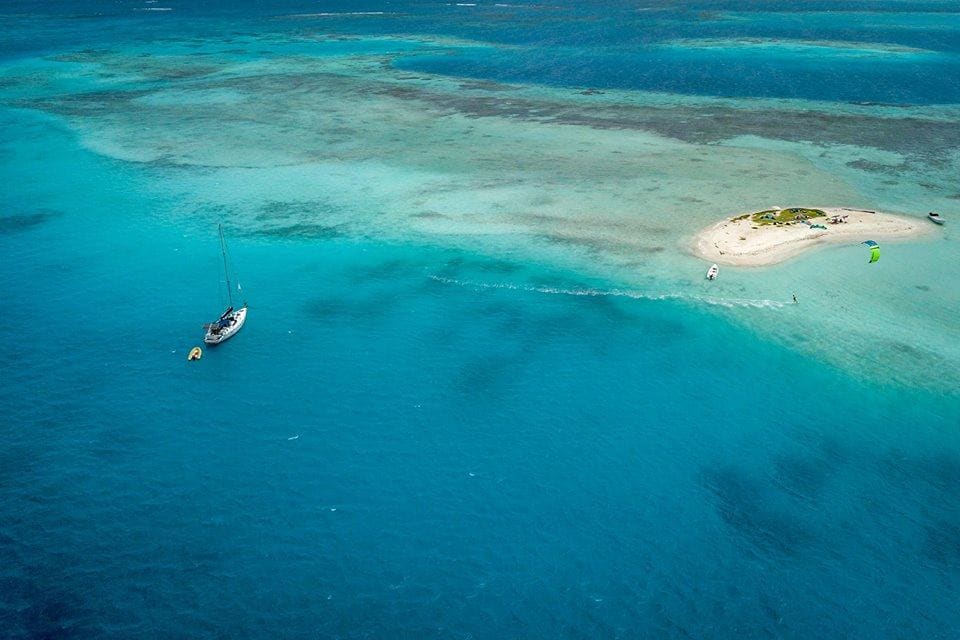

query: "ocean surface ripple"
(1, 1), (959, 638)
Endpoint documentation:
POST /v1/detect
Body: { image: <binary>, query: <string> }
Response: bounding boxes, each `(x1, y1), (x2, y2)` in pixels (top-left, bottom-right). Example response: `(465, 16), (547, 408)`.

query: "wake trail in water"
(429, 275), (786, 309)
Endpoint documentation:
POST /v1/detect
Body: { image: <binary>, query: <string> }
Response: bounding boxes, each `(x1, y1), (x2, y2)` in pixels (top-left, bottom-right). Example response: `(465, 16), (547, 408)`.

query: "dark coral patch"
(703, 466), (814, 556)
(0, 209), (61, 234)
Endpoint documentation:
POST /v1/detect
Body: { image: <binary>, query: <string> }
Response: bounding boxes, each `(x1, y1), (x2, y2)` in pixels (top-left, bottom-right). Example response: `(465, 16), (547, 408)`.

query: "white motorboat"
(203, 224), (247, 345)
(706, 264), (719, 280)
(928, 211), (944, 225)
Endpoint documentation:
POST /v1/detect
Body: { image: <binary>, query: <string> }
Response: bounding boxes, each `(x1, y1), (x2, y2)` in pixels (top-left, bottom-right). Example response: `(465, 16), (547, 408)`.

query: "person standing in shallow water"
(793, 293), (798, 304)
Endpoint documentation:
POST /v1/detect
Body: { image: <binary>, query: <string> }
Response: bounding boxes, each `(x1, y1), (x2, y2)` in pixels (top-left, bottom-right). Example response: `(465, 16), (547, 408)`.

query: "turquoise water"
(2, 2), (960, 638)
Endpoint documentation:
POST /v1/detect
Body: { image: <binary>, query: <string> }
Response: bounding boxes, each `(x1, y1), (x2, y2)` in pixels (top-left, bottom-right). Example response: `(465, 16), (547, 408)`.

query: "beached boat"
(203, 224), (247, 345)
(706, 264), (719, 280)
(928, 211), (944, 225)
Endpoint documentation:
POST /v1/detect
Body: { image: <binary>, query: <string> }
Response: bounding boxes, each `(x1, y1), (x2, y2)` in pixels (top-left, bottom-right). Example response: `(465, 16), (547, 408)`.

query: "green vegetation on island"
(740, 207), (826, 226)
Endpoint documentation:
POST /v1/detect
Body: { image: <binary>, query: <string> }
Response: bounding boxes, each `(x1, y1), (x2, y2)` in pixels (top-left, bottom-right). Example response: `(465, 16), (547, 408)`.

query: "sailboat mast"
(219, 224), (233, 307)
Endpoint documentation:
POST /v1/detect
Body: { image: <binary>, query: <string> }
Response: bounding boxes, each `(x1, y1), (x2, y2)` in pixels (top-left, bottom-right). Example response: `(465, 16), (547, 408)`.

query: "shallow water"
(1, 2), (959, 638)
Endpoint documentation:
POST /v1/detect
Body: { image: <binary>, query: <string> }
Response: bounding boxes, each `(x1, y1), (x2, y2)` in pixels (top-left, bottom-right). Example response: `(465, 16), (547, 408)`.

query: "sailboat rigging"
(203, 224), (247, 345)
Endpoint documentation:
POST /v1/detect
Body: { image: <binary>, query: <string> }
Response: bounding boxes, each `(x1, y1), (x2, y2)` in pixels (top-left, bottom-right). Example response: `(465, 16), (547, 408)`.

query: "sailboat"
(203, 224), (247, 345)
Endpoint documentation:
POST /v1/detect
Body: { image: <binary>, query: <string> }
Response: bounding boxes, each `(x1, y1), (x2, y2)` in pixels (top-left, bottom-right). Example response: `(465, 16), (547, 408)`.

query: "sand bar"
(692, 206), (936, 267)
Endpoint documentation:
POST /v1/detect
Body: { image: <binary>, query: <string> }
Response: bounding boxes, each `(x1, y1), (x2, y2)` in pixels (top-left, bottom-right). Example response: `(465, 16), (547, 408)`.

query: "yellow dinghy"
(187, 347), (202, 361)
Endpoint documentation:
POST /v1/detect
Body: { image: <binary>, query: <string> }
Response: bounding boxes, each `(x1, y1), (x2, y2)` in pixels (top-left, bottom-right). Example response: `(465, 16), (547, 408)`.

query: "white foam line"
(429, 275), (785, 309)
(286, 11), (388, 17)
(493, 3), (560, 7)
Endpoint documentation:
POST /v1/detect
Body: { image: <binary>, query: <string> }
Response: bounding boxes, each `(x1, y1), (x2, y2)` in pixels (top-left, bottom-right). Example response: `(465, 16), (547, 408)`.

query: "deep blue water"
(2, 2), (960, 638)
(4, 0), (960, 103)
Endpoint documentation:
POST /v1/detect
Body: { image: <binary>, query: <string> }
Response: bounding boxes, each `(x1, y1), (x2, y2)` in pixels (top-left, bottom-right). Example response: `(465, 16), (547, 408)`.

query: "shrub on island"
(749, 207), (825, 226)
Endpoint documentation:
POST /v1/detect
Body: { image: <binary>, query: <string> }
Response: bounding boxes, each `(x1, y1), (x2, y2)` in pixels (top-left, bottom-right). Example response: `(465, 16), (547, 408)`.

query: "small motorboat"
(187, 347), (203, 361)
(706, 264), (719, 280)
(928, 211), (944, 225)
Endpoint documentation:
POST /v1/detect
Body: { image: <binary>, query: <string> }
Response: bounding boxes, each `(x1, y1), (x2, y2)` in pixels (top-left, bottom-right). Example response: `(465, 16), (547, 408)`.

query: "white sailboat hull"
(204, 306), (247, 345)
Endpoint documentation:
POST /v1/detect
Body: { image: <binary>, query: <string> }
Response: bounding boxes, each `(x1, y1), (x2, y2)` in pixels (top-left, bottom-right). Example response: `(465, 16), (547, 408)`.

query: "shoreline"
(691, 206), (936, 267)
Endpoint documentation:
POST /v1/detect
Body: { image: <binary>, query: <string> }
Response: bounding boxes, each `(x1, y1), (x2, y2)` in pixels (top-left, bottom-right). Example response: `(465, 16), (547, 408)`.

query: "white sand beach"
(692, 206), (936, 267)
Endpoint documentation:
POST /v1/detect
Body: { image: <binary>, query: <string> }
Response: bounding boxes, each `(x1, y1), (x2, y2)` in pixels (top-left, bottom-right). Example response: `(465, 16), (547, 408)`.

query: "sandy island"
(693, 206), (935, 267)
